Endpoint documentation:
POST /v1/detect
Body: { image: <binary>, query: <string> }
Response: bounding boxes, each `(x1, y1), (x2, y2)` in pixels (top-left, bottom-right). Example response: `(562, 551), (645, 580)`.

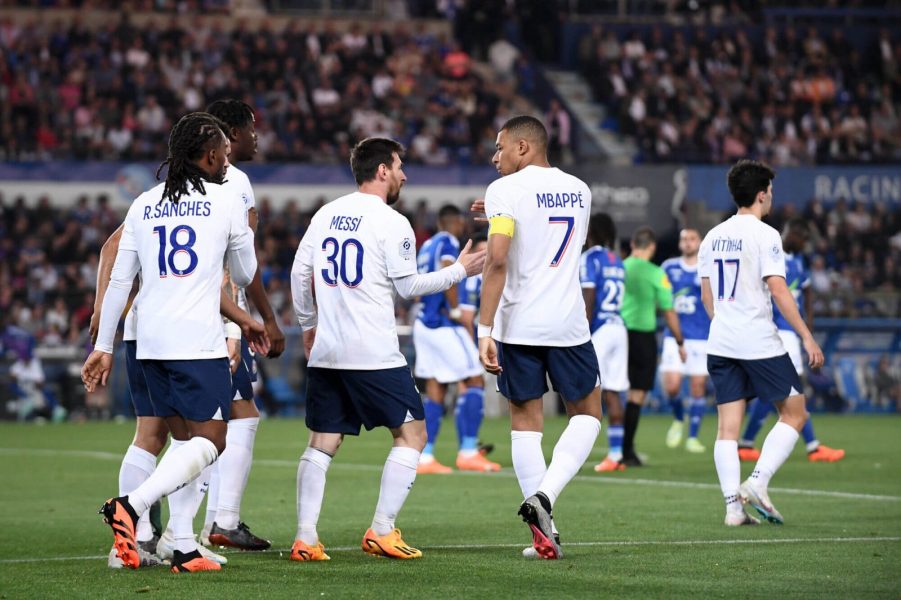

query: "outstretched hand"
(470, 198), (487, 222)
(82, 351), (113, 393)
(456, 239), (486, 277)
(241, 319), (272, 357)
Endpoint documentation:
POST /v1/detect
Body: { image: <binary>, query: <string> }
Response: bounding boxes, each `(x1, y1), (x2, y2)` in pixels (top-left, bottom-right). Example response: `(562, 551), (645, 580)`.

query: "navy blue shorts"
(707, 353), (803, 405)
(140, 358), (232, 422)
(124, 341), (155, 417)
(305, 366), (425, 435)
(496, 341), (601, 403)
(231, 338), (258, 401)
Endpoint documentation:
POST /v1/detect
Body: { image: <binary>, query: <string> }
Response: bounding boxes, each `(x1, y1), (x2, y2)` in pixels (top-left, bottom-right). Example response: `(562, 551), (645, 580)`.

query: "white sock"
(296, 447), (332, 545)
(751, 421), (799, 489)
(119, 445), (157, 542)
(511, 431), (545, 499)
(203, 463), (220, 528)
(129, 437), (218, 517)
(215, 417), (258, 530)
(714, 440), (742, 513)
(537, 415), (601, 506)
(167, 461), (212, 554)
(371, 446), (420, 536)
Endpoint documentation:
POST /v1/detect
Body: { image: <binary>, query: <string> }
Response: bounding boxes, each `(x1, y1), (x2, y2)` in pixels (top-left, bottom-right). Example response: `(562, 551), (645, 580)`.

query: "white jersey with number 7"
(698, 214), (786, 360)
(484, 164), (592, 346)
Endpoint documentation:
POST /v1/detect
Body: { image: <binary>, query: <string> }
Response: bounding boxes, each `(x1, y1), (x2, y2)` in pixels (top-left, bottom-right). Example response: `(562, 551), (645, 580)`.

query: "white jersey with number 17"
(698, 214), (786, 360)
(121, 181), (253, 360)
(484, 165), (592, 347)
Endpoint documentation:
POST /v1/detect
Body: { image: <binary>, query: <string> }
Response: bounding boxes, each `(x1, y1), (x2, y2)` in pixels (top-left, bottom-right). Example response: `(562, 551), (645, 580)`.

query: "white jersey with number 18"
(484, 165), (591, 347)
(121, 181), (253, 360)
(698, 214), (786, 360)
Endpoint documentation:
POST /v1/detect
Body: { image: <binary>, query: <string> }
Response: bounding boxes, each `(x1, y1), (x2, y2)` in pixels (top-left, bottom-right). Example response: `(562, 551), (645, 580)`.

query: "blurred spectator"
(870, 355), (900, 411)
(545, 99), (572, 165)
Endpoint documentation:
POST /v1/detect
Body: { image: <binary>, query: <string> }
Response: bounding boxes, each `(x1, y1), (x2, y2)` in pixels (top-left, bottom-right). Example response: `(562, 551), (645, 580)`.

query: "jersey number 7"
(548, 216), (575, 267)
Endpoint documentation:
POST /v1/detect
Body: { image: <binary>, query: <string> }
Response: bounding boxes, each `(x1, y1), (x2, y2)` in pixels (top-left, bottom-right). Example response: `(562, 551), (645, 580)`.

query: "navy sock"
(423, 399), (444, 455)
(688, 396), (706, 438)
(669, 395), (685, 421)
(741, 398), (771, 445)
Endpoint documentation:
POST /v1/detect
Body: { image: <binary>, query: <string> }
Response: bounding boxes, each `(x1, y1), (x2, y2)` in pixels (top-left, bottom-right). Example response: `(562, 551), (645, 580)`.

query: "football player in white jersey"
(200, 99), (280, 551)
(90, 224), (265, 568)
(699, 159), (824, 527)
(84, 113), (259, 572)
(478, 116), (601, 560)
(289, 138), (485, 561)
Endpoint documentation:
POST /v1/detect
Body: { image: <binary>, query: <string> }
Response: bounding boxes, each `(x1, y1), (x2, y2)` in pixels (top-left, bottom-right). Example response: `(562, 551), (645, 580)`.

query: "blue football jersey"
(459, 273), (482, 312)
(773, 252), (810, 331)
(579, 245), (626, 334)
(416, 231), (460, 328)
(662, 257), (710, 340)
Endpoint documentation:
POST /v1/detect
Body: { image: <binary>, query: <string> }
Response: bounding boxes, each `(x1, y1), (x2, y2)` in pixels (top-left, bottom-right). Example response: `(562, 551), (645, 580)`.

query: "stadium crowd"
(0, 11), (533, 165)
(579, 23), (900, 164)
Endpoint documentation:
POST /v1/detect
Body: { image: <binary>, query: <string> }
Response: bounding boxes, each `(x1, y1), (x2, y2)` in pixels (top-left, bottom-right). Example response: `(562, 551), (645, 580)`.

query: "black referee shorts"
(627, 330), (658, 392)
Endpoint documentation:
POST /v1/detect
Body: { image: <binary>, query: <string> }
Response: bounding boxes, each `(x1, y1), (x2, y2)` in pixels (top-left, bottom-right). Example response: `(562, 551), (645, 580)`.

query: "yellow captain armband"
(488, 216), (515, 238)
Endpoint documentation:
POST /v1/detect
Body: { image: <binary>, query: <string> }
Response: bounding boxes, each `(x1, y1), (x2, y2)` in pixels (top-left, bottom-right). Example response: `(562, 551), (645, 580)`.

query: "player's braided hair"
(156, 112), (228, 204)
(206, 99), (254, 132)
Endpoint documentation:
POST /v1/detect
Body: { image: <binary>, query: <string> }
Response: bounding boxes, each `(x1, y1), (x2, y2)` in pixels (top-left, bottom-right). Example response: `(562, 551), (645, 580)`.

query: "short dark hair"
(589, 212), (617, 249)
(155, 112), (228, 204)
(727, 159), (775, 208)
(500, 115), (548, 150)
(206, 99), (254, 133)
(438, 204), (462, 220)
(350, 137), (405, 185)
(631, 226), (656, 249)
(470, 230), (488, 244)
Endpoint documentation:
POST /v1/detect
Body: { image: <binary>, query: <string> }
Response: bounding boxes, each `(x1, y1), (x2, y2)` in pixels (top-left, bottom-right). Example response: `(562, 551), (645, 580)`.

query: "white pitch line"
(1, 537), (899, 565)
(4, 448), (901, 503)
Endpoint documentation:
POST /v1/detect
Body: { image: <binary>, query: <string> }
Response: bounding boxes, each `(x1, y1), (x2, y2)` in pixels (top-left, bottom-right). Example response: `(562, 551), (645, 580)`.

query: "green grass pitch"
(1, 414), (899, 599)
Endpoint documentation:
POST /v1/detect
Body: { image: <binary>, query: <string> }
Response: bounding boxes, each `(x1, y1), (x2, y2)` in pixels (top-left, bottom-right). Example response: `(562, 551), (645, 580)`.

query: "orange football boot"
(594, 457), (626, 472)
(738, 447), (761, 462)
(170, 549), (222, 573)
(99, 496), (140, 569)
(290, 539), (331, 561)
(808, 444), (846, 462)
(416, 458), (453, 474)
(456, 453), (501, 472)
(361, 528), (422, 559)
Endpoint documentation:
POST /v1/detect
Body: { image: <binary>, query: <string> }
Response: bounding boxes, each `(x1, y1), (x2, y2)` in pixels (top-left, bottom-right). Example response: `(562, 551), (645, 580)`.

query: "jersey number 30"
(322, 237), (364, 288)
(153, 225), (198, 278)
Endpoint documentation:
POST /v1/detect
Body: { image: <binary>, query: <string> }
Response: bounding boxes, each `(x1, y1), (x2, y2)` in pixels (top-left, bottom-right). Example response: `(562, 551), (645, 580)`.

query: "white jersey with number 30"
(484, 165), (592, 346)
(293, 192), (419, 370)
(698, 214), (786, 360)
(121, 181), (252, 360)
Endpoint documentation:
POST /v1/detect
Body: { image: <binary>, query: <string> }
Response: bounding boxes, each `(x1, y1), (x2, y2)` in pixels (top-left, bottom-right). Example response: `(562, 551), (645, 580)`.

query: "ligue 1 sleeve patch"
(399, 237), (414, 258)
(771, 244), (782, 259)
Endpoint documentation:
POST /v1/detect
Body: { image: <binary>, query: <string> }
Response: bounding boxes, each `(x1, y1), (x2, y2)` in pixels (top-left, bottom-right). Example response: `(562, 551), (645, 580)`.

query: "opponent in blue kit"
(413, 207), (497, 473)
(660, 228), (712, 453)
(579, 213), (629, 472)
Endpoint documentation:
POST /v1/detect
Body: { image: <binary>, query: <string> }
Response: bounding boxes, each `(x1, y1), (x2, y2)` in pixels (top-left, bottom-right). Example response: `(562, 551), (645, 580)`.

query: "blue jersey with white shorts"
(579, 245), (625, 334)
(772, 253), (809, 332)
(662, 258), (710, 341)
(416, 231), (460, 329)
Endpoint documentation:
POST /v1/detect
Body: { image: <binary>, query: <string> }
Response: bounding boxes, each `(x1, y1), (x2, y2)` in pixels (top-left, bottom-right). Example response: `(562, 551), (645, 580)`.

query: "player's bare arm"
(220, 288), (271, 357)
(766, 275), (824, 369)
(582, 287), (596, 324)
(700, 277), (715, 319)
(478, 232), (511, 374)
(244, 204), (286, 357)
(663, 309), (688, 362)
(90, 223), (125, 344)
